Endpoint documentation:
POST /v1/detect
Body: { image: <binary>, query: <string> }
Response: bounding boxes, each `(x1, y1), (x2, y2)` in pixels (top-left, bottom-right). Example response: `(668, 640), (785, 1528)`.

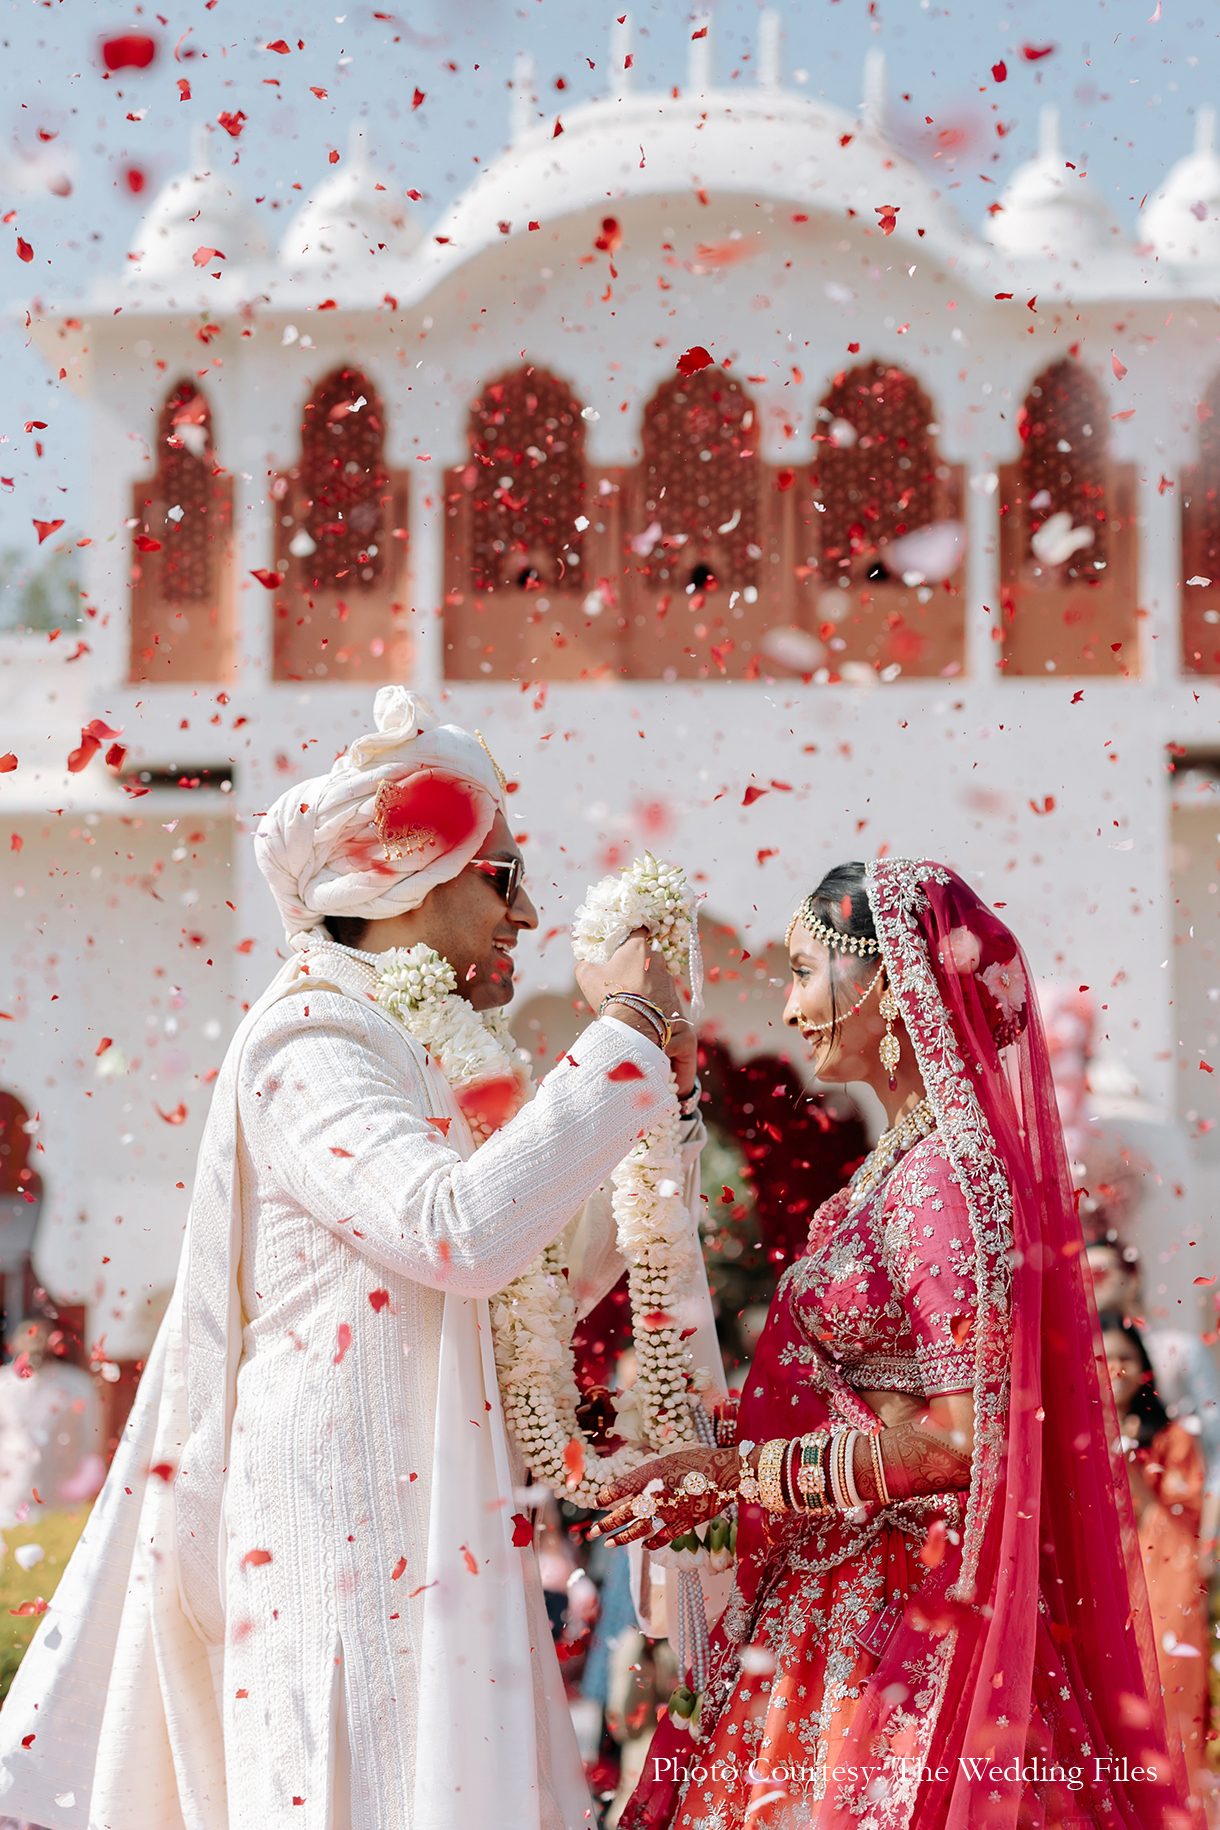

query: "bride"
(595, 858), (1193, 1830)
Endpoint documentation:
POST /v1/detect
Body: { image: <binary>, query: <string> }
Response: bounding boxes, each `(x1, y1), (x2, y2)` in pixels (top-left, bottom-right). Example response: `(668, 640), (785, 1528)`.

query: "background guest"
(1100, 1312), (1209, 1779)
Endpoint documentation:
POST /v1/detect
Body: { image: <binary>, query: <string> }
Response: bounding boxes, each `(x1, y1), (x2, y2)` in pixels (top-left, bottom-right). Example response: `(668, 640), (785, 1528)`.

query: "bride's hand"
(589, 1447), (741, 1548)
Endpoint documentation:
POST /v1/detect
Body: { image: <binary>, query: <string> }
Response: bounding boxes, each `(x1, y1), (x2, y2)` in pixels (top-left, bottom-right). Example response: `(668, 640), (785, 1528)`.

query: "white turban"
(254, 686), (506, 944)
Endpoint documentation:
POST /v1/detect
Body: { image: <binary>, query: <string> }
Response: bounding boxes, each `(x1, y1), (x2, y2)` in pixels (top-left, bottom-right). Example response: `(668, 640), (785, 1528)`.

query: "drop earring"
(878, 983), (901, 1090)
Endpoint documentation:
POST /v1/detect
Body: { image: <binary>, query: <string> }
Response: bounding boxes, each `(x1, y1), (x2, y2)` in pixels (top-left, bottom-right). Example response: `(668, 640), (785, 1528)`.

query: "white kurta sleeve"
(239, 992), (674, 1298)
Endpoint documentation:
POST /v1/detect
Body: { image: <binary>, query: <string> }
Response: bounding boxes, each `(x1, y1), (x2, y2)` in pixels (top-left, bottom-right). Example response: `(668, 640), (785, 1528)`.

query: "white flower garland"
(374, 943), (531, 1144)
(494, 854), (707, 1506)
(373, 857), (710, 1509)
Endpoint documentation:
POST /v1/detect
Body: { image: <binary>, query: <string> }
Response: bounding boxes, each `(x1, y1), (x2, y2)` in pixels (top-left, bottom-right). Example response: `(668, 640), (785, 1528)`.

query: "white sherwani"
(0, 943), (714, 1830)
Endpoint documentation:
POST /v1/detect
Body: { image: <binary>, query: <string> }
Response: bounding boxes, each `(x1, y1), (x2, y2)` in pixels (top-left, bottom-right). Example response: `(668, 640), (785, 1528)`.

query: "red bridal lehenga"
(623, 860), (1196, 1830)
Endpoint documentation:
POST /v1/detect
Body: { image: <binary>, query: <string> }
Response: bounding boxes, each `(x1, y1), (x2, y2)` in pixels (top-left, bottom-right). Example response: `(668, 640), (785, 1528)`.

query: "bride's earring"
(878, 984), (901, 1090)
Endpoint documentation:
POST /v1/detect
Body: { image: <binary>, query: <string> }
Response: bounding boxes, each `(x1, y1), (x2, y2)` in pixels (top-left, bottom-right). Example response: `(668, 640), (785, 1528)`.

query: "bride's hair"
(800, 861), (878, 1049)
(803, 861), (875, 948)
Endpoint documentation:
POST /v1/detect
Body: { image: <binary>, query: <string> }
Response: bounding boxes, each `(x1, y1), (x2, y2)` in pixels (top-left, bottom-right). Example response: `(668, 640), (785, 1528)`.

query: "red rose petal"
(676, 345), (713, 376)
(102, 32), (157, 71)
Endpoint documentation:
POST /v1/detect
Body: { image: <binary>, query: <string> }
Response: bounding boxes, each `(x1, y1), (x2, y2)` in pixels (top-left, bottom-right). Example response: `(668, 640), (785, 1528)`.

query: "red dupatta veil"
(628, 859), (1193, 1830)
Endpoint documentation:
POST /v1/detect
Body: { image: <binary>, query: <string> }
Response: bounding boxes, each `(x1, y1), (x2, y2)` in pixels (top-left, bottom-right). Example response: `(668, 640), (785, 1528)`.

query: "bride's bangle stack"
(741, 1428), (886, 1513)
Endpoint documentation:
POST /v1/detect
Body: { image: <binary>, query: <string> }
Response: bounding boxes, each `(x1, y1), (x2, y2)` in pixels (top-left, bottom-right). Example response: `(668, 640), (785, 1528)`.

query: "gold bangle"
(870, 1431), (891, 1507)
(599, 991), (673, 1050)
(758, 1438), (788, 1513)
(832, 1429), (852, 1511)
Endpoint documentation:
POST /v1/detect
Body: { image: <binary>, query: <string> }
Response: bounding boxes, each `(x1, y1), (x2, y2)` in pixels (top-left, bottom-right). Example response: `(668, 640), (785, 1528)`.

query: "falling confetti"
(676, 346), (713, 376)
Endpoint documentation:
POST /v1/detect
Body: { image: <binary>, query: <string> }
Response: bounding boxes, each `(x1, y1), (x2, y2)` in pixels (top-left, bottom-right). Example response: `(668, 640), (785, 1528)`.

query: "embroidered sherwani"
(0, 942), (711, 1830)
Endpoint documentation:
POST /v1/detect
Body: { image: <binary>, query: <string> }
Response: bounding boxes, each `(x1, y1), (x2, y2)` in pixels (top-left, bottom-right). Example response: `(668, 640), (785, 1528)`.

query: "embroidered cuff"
(917, 1339), (976, 1396)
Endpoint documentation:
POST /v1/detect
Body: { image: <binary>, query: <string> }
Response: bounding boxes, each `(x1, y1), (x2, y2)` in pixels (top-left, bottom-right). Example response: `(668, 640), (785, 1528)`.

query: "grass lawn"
(0, 1508), (91, 1702)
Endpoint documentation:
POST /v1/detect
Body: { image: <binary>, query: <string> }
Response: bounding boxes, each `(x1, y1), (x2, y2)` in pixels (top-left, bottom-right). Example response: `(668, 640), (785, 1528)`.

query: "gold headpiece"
(475, 730), (508, 795)
(785, 893), (881, 957)
(372, 777), (435, 861)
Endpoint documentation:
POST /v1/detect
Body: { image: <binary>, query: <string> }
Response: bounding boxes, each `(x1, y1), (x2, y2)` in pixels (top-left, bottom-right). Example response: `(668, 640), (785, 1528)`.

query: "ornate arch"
(638, 367), (759, 593)
(296, 367), (391, 593)
(271, 367), (410, 683)
(468, 367), (587, 593)
(129, 380), (234, 682)
(998, 357), (1137, 676)
(814, 361), (939, 581)
(802, 360), (965, 680)
(1181, 370), (1220, 673)
(1018, 359), (1110, 572)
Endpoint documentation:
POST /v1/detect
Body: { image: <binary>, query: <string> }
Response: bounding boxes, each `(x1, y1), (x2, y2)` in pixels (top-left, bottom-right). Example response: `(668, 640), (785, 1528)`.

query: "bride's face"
(783, 923), (889, 1084)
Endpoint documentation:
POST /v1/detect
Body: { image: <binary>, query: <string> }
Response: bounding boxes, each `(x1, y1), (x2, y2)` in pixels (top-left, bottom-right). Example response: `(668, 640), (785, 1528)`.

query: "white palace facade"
(7, 13), (1220, 1373)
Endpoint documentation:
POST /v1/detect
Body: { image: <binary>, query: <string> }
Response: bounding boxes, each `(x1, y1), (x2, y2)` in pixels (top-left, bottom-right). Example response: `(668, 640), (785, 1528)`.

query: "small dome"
(1142, 109), (1220, 264)
(127, 127), (268, 280)
(986, 108), (1124, 260)
(280, 130), (422, 270)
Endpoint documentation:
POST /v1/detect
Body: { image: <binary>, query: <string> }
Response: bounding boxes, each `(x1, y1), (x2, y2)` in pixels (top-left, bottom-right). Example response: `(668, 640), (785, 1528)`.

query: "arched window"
(808, 362), (965, 680)
(620, 367), (767, 680)
(129, 381), (234, 682)
(1181, 370), (1220, 674)
(272, 367), (409, 683)
(469, 369), (586, 593)
(1018, 360), (1110, 571)
(998, 359), (1137, 676)
(443, 366), (616, 682)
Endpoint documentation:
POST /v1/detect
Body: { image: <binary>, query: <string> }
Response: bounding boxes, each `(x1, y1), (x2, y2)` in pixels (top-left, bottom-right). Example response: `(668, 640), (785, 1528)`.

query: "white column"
(233, 469), (272, 690)
(409, 460), (444, 695)
(758, 11), (783, 89)
(610, 12), (633, 95)
(688, 12), (712, 93)
(510, 51), (537, 143)
(862, 49), (886, 134)
(965, 467), (1002, 682)
(1137, 466), (1179, 685)
(87, 388), (140, 694)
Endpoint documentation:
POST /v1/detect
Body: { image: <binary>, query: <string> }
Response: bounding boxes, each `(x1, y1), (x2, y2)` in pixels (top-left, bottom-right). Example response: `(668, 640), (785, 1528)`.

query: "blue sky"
(0, 0), (1213, 566)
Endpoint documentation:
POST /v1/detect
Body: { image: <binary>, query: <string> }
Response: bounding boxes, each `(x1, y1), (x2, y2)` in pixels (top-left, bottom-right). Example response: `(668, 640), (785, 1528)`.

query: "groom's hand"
(576, 933), (683, 1028)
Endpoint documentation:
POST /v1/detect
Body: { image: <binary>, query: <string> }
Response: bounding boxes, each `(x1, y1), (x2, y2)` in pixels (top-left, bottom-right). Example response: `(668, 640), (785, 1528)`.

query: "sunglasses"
(469, 856), (526, 908)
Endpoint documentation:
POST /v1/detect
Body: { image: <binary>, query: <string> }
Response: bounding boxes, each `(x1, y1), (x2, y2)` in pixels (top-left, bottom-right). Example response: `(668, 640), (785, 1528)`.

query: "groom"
(0, 688), (696, 1830)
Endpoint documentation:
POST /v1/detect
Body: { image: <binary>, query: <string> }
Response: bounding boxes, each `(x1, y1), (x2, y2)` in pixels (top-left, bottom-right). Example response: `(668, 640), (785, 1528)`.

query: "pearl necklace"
(845, 1097), (937, 1214)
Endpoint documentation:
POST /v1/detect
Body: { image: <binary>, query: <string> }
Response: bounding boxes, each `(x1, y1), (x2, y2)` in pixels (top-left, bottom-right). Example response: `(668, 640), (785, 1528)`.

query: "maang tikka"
(878, 982), (901, 1089)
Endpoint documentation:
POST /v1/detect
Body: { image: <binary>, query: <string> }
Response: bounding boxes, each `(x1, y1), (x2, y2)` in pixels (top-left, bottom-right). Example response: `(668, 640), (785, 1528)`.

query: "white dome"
(127, 128), (268, 280)
(1142, 109), (1220, 265)
(280, 130), (422, 270)
(428, 86), (970, 272)
(986, 108), (1124, 261)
